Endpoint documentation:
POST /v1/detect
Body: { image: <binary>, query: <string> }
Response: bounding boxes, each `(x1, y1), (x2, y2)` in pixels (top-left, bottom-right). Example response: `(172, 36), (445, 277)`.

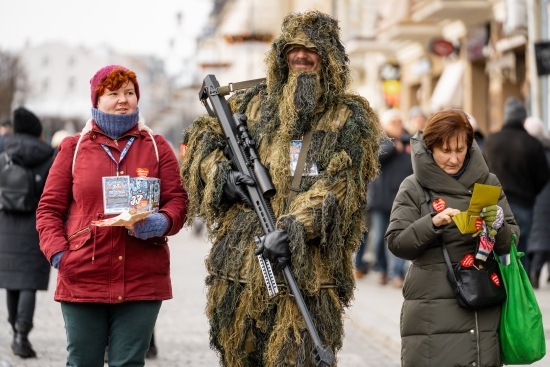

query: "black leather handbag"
(421, 184), (506, 310)
(442, 244), (507, 310)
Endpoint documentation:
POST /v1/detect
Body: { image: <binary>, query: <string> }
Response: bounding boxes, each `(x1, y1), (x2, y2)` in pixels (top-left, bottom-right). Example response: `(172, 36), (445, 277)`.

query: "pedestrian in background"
(366, 108), (413, 287)
(36, 64), (188, 366)
(354, 214), (371, 279)
(523, 116), (550, 288)
(0, 119), (12, 136)
(467, 113), (485, 151)
(0, 119), (13, 151)
(405, 105), (428, 135)
(386, 109), (518, 366)
(180, 10), (382, 366)
(0, 107), (54, 358)
(50, 129), (70, 157)
(483, 97), (550, 269)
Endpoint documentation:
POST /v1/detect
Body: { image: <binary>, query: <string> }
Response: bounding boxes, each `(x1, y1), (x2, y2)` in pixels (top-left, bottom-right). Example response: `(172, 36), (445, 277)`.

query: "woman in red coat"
(36, 65), (187, 366)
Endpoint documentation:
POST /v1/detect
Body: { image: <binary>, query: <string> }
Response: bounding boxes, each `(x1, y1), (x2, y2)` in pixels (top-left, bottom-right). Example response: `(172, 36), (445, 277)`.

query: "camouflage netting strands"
(180, 10), (382, 367)
(266, 10), (350, 109)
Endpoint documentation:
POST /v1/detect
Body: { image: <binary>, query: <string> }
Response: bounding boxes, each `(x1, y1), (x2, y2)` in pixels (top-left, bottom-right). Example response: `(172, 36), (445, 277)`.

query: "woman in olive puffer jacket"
(385, 109), (519, 367)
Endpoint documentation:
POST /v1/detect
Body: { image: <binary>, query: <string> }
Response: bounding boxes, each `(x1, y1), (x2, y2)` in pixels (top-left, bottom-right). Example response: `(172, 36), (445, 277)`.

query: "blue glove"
(51, 251), (64, 269)
(132, 213), (169, 240)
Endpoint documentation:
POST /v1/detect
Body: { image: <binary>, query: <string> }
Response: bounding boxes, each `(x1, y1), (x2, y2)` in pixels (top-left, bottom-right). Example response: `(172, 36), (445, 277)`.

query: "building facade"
(196, 0), (547, 135)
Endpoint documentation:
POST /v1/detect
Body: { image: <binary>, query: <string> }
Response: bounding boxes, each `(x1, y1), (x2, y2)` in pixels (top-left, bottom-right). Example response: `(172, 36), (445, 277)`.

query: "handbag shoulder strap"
(288, 130), (313, 201)
(422, 185), (457, 279)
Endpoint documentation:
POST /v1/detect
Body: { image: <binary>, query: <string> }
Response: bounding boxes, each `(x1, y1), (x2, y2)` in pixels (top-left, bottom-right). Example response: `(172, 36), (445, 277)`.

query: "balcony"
(377, 21), (442, 45)
(346, 37), (398, 58)
(411, 0), (493, 27)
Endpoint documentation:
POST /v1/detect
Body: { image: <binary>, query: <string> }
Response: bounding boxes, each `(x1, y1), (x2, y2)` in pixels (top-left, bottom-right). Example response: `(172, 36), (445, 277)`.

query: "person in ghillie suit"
(180, 10), (382, 367)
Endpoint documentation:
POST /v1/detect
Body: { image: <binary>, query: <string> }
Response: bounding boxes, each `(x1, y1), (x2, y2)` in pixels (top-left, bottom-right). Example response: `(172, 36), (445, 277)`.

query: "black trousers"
(6, 289), (36, 327)
(529, 251), (550, 278)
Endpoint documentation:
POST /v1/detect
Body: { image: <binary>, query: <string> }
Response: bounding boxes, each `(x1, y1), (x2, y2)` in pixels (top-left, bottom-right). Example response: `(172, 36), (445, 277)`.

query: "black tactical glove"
(223, 170), (255, 207)
(254, 229), (291, 272)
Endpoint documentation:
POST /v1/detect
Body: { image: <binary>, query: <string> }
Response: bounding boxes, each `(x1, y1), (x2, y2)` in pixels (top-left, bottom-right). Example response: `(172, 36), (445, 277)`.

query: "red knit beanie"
(90, 65), (140, 107)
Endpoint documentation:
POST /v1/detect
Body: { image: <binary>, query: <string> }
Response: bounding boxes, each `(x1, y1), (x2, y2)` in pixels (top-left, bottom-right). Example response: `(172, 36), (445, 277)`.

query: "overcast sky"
(0, 0), (212, 62)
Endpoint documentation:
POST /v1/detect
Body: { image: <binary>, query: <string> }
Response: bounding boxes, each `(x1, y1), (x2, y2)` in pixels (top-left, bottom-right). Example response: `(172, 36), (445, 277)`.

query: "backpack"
(0, 151), (37, 213)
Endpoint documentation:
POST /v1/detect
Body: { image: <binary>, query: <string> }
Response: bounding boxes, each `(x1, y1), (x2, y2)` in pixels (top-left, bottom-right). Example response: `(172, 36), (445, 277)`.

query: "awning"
(429, 60), (465, 112)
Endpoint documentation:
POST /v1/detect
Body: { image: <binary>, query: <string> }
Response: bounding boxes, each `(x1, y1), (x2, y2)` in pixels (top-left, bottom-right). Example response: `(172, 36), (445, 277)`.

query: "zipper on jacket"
(91, 226), (97, 263)
(67, 227), (91, 242)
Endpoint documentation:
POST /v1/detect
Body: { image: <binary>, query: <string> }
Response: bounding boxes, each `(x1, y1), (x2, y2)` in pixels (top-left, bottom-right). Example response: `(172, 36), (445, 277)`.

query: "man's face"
(0, 126), (11, 136)
(384, 117), (404, 138)
(286, 46), (321, 71)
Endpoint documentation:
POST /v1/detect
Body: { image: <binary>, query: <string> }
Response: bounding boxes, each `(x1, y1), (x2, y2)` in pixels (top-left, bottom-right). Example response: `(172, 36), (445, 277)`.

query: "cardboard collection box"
(128, 177), (160, 214)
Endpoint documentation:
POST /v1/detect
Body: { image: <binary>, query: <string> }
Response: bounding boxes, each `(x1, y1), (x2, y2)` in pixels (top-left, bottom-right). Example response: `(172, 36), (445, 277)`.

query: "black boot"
(530, 272), (540, 290)
(11, 321), (36, 358)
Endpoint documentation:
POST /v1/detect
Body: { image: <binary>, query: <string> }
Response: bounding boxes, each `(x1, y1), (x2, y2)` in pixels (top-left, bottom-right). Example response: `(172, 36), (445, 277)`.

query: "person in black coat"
(0, 107), (54, 358)
(0, 119), (13, 152)
(523, 117), (550, 288)
(362, 109), (413, 287)
(483, 97), (550, 270)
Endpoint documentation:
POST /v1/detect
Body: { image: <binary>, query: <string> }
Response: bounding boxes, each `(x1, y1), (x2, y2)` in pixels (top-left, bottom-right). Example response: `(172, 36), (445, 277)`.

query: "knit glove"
(480, 205), (504, 237)
(51, 251), (64, 269)
(223, 170), (255, 208)
(132, 213), (169, 240)
(254, 229), (291, 272)
(475, 221), (495, 261)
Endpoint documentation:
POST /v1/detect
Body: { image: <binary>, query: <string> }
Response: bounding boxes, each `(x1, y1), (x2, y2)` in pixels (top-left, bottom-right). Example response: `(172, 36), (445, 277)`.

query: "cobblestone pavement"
(0, 227), (400, 367)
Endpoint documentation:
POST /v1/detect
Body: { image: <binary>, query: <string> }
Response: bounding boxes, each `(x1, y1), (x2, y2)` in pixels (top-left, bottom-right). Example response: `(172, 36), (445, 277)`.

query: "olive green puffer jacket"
(385, 131), (519, 367)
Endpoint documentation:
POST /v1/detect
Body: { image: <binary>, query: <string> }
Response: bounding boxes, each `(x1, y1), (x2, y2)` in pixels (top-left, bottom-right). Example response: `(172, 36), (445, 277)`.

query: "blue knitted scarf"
(91, 108), (140, 139)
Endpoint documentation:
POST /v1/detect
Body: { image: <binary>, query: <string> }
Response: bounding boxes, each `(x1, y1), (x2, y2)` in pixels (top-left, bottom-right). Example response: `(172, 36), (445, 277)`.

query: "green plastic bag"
(498, 236), (546, 365)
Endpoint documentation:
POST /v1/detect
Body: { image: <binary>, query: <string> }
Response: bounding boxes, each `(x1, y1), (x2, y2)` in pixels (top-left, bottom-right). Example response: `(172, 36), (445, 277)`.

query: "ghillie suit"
(181, 10), (381, 367)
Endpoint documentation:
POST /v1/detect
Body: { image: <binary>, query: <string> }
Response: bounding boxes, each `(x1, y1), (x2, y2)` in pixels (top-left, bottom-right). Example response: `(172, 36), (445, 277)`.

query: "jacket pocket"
(60, 227), (92, 277)
(67, 227), (92, 250)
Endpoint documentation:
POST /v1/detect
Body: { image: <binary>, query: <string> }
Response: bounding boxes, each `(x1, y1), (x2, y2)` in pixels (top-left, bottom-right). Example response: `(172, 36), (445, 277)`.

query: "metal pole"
(527, 0), (541, 118)
(544, 0), (550, 132)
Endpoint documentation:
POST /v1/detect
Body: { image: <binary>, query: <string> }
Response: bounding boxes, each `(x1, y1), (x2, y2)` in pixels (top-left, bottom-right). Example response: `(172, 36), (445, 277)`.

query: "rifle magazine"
(257, 255), (279, 297)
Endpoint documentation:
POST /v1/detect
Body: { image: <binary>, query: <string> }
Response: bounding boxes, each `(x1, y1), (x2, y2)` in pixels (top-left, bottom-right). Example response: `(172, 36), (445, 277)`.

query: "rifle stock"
(199, 74), (335, 367)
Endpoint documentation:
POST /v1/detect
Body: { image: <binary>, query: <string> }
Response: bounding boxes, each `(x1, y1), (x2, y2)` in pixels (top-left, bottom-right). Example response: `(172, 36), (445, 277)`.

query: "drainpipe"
(544, 0), (550, 131)
(527, 0), (541, 118)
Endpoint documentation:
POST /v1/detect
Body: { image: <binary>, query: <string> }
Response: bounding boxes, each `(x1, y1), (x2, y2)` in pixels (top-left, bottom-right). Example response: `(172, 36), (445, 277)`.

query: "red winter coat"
(36, 120), (187, 303)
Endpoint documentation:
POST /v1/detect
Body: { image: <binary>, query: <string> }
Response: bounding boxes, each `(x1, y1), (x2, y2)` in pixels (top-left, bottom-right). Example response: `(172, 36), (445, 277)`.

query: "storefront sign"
(535, 41), (550, 76)
(430, 38), (456, 57)
(380, 62), (401, 107)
